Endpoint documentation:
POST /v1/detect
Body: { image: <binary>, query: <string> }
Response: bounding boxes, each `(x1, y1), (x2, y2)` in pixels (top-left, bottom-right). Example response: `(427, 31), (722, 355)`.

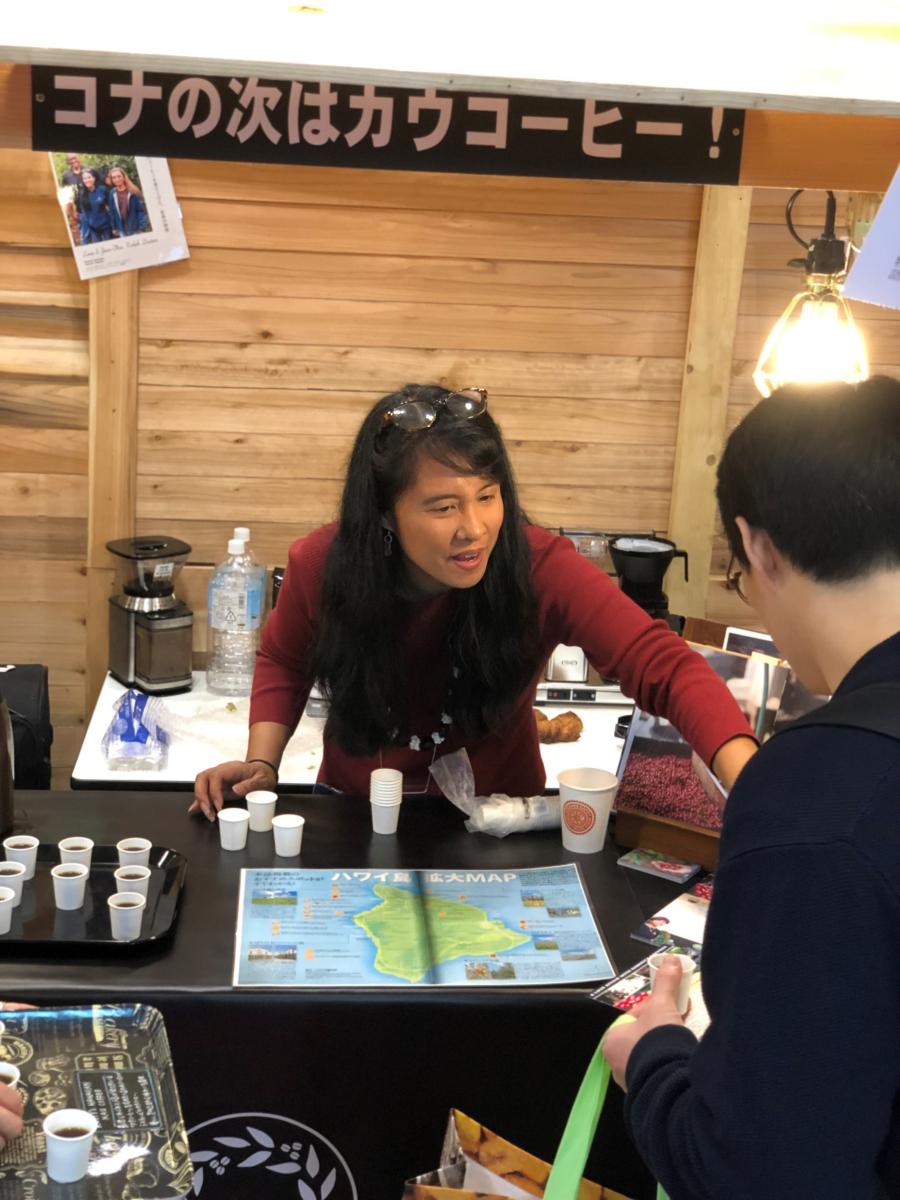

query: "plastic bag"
(429, 748), (561, 838)
(101, 690), (171, 771)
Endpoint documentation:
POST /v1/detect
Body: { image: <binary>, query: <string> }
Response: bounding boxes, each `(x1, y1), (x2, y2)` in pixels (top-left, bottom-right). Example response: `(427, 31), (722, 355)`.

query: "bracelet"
(246, 758), (279, 783)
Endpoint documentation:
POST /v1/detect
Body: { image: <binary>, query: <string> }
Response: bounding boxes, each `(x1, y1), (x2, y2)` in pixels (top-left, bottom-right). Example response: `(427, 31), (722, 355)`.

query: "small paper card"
(630, 887), (711, 954)
(591, 954), (710, 1037)
(617, 847), (701, 882)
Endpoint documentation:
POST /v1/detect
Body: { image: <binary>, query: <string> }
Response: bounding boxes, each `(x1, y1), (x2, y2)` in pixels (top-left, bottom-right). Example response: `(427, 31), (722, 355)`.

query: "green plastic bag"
(543, 1016), (669, 1200)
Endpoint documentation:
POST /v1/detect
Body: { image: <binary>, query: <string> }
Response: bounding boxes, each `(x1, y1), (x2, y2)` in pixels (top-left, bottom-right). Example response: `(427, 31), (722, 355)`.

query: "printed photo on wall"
(49, 152), (189, 280)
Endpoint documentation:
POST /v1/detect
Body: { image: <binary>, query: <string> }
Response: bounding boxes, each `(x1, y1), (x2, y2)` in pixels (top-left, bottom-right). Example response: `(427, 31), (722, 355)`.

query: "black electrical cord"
(785, 188), (839, 249)
(785, 189), (809, 249)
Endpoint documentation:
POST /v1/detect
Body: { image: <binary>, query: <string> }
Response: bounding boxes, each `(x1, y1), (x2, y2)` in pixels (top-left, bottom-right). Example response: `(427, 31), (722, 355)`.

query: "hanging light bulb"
(753, 190), (869, 398)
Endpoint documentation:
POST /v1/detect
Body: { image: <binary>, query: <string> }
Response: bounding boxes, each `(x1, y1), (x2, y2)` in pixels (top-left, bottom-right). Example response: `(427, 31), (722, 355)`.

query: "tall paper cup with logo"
(558, 767), (619, 854)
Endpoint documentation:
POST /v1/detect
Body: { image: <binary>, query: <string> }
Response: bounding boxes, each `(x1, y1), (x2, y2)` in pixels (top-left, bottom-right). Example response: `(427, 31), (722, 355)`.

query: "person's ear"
(381, 513), (396, 534)
(735, 517), (783, 589)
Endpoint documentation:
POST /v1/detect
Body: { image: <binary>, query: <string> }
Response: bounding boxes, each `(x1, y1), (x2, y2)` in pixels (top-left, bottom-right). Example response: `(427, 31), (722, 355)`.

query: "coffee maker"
(107, 536), (193, 694)
(608, 535), (689, 631)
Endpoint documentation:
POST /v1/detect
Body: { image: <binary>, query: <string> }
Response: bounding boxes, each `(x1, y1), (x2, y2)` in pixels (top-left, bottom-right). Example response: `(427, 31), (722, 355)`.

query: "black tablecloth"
(3, 791), (683, 1199)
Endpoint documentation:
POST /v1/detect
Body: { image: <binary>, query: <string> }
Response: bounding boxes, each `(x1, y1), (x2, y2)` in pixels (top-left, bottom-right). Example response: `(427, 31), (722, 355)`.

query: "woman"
(107, 167), (150, 236)
(192, 385), (756, 817)
(76, 168), (113, 244)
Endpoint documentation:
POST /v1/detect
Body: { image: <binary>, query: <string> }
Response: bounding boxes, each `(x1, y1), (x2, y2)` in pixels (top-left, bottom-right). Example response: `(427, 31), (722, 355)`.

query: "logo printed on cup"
(563, 800), (597, 835)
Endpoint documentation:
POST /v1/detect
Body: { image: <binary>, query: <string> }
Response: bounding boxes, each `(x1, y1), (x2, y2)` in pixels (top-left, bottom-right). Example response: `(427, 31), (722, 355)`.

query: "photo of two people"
(52, 152), (152, 247)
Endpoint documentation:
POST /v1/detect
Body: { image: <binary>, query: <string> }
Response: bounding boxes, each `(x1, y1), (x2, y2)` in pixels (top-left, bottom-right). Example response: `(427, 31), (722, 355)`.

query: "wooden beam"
(666, 185), (752, 619)
(85, 271), (139, 713)
(740, 110), (900, 192)
(0, 64), (30, 150)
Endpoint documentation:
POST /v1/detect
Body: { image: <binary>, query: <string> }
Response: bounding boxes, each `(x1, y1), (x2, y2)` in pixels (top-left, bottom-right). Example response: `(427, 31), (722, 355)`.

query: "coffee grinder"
(107, 536), (194, 694)
(608, 535), (689, 632)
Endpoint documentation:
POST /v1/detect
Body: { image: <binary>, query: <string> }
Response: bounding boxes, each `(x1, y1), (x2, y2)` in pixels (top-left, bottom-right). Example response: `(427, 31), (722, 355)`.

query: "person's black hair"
(76, 168), (102, 209)
(309, 384), (540, 756)
(717, 375), (900, 582)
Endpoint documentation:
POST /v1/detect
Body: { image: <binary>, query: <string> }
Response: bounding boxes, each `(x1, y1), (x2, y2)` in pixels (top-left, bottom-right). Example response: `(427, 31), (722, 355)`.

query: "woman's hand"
(189, 761), (278, 821)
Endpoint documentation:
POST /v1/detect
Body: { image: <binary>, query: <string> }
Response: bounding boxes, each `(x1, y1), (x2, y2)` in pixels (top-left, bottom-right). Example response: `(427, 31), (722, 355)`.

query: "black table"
(3, 791), (683, 1199)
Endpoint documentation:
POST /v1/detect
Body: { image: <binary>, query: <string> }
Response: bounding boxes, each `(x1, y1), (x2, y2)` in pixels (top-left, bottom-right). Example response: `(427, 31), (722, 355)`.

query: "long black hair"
(310, 384), (540, 755)
(76, 168), (102, 209)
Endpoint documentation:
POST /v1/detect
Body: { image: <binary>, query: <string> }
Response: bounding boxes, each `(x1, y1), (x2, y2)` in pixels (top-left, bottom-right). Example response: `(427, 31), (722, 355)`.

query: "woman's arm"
(190, 721), (293, 820)
(710, 734), (757, 791)
(534, 534), (756, 767)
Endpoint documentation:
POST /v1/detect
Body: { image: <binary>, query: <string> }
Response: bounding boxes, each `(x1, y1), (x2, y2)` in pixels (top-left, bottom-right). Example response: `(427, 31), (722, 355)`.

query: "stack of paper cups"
(369, 768), (403, 834)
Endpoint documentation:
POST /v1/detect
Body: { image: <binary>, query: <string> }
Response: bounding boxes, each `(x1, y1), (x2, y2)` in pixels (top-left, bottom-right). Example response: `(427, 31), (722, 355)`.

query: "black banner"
(32, 65), (744, 184)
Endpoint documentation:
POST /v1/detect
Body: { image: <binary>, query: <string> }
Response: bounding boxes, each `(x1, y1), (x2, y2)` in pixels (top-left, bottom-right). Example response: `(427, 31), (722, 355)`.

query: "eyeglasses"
(382, 387), (488, 432)
(725, 553), (748, 604)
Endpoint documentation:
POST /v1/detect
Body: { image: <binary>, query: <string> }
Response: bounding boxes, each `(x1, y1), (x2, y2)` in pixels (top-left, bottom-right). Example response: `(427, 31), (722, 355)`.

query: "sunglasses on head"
(382, 387), (488, 433)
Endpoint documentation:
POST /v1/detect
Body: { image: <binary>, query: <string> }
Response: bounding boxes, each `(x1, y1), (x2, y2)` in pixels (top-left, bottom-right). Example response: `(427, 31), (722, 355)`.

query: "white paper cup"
(3, 835), (39, 880)
(272, 814), (305, 857)
(218, 808), (250, 851)
(108, 892), (146, 940)
(117, 837), (152, 868)
(369, 768), (402, 805)
(114, 865), (151, 898)
(0, 887), (15, 934)
(558, 767), (619, 854)
(648, 951), (697, 1015)
(245, 790), (278, 832)
(59, 837), (94, 868)
(51, 863), (89, 910)
(370, 799), (401, 835)
(0, 1063), (20, 1088)
(0, 860), (26, 907)
(43, 1108), (98, 1183)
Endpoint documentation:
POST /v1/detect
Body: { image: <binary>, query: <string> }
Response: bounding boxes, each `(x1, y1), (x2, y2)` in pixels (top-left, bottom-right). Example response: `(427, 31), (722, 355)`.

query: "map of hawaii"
(354, 884), (530, 983)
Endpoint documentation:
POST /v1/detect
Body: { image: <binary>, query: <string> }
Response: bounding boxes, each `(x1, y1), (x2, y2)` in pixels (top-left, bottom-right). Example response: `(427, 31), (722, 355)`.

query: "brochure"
(591, 955), (710, 1038)
(617, 847), (701, 882)
(49, 152), (189, 280)
(232, 864), (614, 987)
(630, 880), (712, 955)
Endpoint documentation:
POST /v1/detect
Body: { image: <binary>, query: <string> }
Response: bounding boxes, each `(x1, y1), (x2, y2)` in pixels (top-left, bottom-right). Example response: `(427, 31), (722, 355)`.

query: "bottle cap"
(233, 526), (250, 542)
(227, 538), (245, 556)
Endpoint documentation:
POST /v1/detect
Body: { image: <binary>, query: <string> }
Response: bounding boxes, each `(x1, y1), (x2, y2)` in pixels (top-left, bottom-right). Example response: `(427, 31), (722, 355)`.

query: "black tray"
(0, 844), (187, 950)
(0, 1004), (193, 1198)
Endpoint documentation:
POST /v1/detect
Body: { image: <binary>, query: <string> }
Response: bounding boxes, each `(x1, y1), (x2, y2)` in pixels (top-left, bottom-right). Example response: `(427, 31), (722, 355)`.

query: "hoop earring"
(383, 530), (393, 557)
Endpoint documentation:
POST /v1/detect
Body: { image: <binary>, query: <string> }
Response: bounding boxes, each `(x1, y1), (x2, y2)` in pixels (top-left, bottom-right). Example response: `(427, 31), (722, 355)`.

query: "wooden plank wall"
(4, 146), (900, 781)
(0, 150), (89, 784)
(139, 159), (704, 653)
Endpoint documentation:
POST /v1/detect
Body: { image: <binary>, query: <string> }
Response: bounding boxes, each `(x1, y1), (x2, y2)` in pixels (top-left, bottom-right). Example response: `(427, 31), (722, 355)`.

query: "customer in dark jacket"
(108, 167), (150, 235)
(603, 375), (900, 1200)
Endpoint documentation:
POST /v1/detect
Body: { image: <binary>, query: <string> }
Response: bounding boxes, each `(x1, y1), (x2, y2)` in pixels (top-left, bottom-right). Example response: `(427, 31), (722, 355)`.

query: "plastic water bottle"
(207, 538), (264, 696)
(233, 526), (267, 612)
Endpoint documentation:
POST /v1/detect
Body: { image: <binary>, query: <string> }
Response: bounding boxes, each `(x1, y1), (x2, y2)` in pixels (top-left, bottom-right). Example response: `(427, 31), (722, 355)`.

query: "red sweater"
(250, 524), (753, 796)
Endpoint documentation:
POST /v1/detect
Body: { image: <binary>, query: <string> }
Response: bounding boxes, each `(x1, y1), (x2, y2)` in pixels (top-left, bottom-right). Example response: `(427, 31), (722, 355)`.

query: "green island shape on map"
(353, 884), (530, 983)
